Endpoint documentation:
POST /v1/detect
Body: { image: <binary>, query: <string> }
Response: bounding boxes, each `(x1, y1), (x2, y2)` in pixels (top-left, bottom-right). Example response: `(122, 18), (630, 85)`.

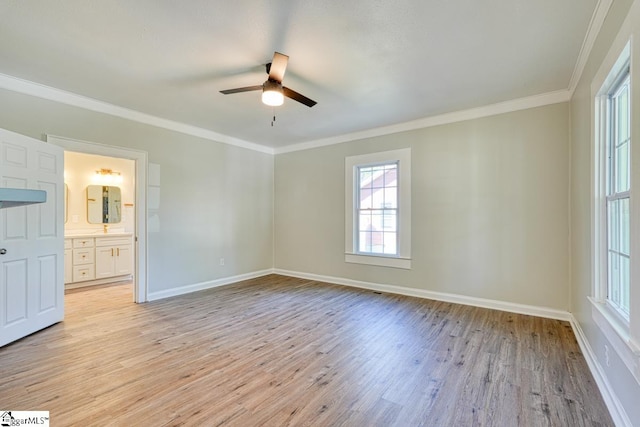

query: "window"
(345, 148), (411, 269)
(606, 69), (631, 319)
(356, 162), (398, 255)
(591, 41), (640, 383)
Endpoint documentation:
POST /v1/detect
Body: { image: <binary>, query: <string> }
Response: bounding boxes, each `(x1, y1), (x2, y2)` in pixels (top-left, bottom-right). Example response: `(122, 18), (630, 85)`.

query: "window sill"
(345, 253), (411, 270)
(589, 297), (640, 384)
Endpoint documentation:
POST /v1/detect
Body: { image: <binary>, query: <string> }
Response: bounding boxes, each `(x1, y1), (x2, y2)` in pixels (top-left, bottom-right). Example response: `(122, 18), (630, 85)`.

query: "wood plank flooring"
(0, 275), (612, 426)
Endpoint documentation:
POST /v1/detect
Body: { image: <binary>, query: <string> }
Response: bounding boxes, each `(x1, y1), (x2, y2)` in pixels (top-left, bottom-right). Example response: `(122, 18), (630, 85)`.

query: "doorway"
(47, 135), (148, 303)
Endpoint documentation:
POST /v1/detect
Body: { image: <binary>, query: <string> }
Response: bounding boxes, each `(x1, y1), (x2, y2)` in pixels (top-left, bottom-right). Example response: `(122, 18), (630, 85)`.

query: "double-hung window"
(345, 148), (411, 269)
(356, 162), (398, 255)
(606, 68), (631, 319)
(591, 41), (640, 385)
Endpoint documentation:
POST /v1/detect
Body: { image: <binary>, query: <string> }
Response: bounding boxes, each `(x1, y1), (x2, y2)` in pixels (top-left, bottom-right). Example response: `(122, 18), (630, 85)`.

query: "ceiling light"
(262, 80), (284, 106)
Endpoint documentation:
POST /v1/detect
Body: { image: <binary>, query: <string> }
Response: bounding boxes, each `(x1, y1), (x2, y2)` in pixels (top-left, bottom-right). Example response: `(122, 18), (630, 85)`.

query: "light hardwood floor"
(0, 275), (612, 426)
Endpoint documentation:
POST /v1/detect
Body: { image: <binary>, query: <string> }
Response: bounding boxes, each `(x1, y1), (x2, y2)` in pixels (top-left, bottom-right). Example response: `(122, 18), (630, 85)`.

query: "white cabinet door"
(95, 246), (115, 279)
(0, 128), (64, 347)
(115, 244), (132, 276)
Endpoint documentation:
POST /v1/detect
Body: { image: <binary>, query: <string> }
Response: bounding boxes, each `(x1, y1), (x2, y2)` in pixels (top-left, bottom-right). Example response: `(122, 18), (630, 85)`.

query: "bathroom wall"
(64, 151), (135, 234)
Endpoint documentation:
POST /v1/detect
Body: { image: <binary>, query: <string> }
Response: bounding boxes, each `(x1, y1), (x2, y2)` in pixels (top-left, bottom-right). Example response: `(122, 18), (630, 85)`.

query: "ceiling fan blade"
(283, 87), (317, 107)
(268, 52), (289, 82)
(220, 85), (263, 95)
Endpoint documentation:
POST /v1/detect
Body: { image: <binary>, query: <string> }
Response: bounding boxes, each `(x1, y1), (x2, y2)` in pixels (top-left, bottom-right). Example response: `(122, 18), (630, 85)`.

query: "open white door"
(0, 128), (64, 347)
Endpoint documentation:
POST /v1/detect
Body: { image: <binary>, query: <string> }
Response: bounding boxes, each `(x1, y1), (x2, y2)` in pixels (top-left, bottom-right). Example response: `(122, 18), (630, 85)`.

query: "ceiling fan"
(220, 52), (317, 108)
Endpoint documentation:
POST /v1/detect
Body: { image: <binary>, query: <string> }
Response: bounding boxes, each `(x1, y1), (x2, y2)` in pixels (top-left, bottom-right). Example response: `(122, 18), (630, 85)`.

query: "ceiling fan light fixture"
(262, 80), (284, 106)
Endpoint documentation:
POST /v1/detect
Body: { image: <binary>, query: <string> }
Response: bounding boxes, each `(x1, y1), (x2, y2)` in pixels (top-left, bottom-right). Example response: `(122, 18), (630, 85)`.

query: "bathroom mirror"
(87, 185), (121, 224)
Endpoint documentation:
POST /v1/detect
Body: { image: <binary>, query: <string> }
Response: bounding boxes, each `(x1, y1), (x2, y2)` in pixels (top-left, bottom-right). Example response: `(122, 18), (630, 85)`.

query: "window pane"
(608, 251), (620, 305)
(370, 211), (384, 230)
(359, 231), (371, 253)
(383, 212), (397, 231)
(384, 187), (397, 209)
(359, 188), (372, 209)
(607, 200), (619, 252)
(372, 187), (385, 208)
(615, 142), (629, 192)
(359, 168), (373, 189)
(619, 255), (630, 316)
(359, 212), (372, 232)
(385, 165), (398, 185)
(620, 197), (630, 256)
(371, 166), (385, 188)
(617, 85), (629, 143)
(383, 232), (397, 254)
(370, 231), (383, 253)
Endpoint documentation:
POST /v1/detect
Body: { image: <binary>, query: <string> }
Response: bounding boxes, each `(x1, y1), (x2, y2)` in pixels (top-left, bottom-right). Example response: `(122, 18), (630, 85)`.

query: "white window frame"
(591, 40), (640, 384)
(345, 148), (411, 269)
(605, 65), (631, 320)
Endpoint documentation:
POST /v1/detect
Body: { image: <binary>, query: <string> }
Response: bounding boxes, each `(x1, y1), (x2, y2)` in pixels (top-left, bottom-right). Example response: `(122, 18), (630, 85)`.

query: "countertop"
(65, 232), (133, 239)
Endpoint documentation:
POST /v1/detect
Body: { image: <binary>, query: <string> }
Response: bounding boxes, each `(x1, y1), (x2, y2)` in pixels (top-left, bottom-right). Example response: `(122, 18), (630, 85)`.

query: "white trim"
(569, 0), (615, 96)
(276, 90), (570, 154)
(147, 269), (273, 301)
(344, 253), (411, 269)
(0, 73), (273, 155)
(0, 72), (570, 156)
(273, 268), (570, 321)
(569, 314), (633, 427)
(46, 134), (149, 303)
(345, 148), (411, 267)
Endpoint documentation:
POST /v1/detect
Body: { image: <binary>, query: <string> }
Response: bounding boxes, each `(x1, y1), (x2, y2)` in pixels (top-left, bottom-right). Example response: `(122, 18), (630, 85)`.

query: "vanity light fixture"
(94, 168), (123, 185)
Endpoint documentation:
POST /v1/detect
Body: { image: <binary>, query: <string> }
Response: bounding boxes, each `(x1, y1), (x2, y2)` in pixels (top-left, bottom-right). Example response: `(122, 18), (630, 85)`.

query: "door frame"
(46, 135), (148, 303)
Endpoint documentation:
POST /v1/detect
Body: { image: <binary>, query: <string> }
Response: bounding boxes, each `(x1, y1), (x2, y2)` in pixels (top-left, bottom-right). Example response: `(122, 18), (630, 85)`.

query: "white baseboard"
(147, 269), (273, 301)
(273, 268), (571, 321)
(569, 315), (632, 427)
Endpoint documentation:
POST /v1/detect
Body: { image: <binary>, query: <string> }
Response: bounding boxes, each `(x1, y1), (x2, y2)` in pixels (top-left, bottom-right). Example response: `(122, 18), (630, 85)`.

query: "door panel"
(4, 259), (27, 325)
(38, 254), (57, 312)
(0, 128), (64, 347)
(38, 181), (57, 237)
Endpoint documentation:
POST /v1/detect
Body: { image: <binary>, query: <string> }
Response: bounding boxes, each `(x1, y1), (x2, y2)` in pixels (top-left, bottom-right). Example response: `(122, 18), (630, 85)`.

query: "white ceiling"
(0, 0), (599, 150)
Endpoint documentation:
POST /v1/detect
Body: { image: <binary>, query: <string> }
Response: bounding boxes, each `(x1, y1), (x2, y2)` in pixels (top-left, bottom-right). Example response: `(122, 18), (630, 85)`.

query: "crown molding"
(0, 73), (274, 155)
(0, 1), (608, 156)
(568, 0), (614, 96)
(275, 89), (570, 154)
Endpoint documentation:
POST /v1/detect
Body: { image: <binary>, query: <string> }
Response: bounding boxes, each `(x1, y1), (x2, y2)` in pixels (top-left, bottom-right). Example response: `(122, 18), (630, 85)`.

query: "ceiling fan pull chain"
(271, 108), (276, 127)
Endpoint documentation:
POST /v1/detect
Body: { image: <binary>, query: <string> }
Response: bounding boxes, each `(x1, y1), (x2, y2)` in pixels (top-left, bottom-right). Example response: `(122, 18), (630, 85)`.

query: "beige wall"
(275, 103), (570, 310)
(0, 88), (274, 294)
(570, 0), (639, 424)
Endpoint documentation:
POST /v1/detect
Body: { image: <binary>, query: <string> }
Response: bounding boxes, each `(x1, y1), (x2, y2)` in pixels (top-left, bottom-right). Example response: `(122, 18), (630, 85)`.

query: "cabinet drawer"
(73, 264), (95, 282)
(64, 239), (73, 250)
(73, 248), (94, 265)
(73, 238), (94, 248)
(95, 237), (131, 247)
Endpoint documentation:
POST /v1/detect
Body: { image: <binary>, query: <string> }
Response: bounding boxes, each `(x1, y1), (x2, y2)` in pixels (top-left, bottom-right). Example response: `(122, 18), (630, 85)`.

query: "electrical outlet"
(604, 345), (610, 367)
(219, 258), (225, 266)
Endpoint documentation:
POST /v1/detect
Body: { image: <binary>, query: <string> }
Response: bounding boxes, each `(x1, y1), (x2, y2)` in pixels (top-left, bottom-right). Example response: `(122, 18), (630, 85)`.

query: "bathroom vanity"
(64, 232), (133, 288)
